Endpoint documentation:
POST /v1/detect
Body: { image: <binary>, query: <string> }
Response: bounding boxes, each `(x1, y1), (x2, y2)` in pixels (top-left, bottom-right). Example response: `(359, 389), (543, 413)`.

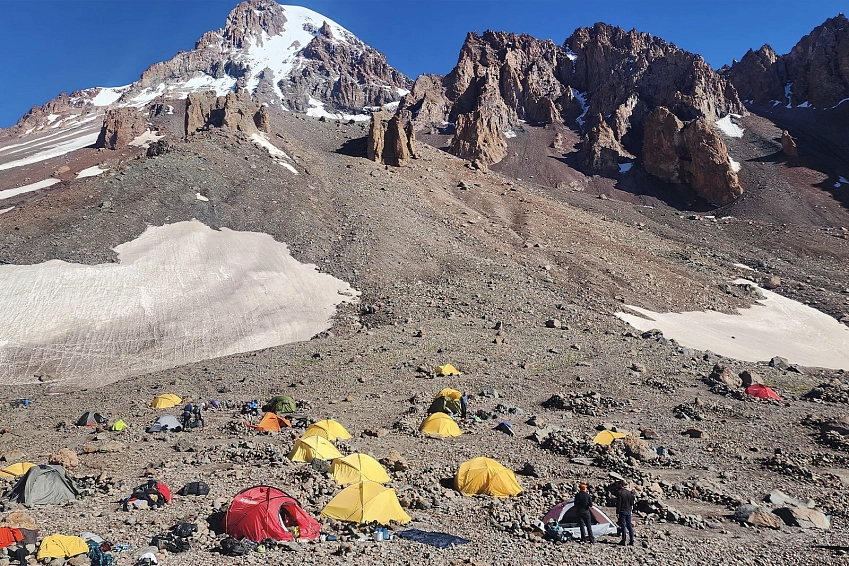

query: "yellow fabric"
(110, 419), (127, 431)
(434, 388), (462, 400)
(435, 364), (461, 376)
(150, 393), (181, 408)
(303, 419), (352, 441)
(454, 457), (523, 497)
(252, 412), (291, 431)
(0, 462), (34, 480)
(288, 436), (343, 462)
(331, 454), (391, 485)
(37, 535), (89, 559)
(320, 481), (411, 525)
(419, 412), (462, 437)
(592, 430), (627, 446)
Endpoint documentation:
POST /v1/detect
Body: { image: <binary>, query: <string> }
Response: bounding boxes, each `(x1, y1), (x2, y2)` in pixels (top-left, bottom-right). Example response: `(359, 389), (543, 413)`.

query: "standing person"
(574, 483), (595, 543)
(193, 403), (205, 429)
(615, 480), (635, 546)
(460, 392), (468, 419)
(182, 402), (194, 431)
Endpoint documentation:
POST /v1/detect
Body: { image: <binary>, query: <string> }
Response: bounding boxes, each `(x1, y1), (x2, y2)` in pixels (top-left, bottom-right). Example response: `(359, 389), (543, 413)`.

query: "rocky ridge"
(727, 14), (849, 108)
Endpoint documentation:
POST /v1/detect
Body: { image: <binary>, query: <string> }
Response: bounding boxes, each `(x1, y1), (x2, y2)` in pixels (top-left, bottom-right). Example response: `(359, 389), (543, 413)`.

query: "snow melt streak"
(0, 221), (359, 389)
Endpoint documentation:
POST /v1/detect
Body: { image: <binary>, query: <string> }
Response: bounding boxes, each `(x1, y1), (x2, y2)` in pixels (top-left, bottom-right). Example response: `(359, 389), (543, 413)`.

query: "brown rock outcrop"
(95, 108), (149, 150)
(367, 111), (415, 166)
(399, 24), (743, 169)
(643, 107), (743, 205)
(781, 130), (798, 157)
(728, 14), (849, 108)
(185, 88), (265, 136)
(584, 114), (634, 173)
(49, 448), (79, 470)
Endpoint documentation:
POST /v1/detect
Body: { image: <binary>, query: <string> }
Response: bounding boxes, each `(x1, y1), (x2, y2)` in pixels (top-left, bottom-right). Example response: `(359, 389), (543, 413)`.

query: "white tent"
(541, 498), (618, 540)
(146, 415), (182, 433)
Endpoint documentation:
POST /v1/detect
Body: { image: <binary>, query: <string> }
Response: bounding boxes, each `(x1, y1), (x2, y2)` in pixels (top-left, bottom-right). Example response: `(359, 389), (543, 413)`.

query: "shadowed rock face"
(399, 24), (743, 171)
(185, 89), (266, 136)
(96, 108), (149, 150)
(728, 14), (849, 108)
(367, 111), (415, 166)
(643, 106), (743, 205)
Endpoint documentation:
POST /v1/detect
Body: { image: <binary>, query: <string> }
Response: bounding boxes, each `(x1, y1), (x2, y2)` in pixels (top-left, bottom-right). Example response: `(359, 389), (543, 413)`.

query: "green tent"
(111, 419), (128, 431)
(263, 395), (297, 413)
(428, 396), (462, 417)
(6, 464), (81, 505)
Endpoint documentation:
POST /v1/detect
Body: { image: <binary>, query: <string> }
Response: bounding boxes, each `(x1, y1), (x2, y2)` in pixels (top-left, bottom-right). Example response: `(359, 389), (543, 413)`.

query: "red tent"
(746, 384), (782, 400)
(224, 486), (320, 542)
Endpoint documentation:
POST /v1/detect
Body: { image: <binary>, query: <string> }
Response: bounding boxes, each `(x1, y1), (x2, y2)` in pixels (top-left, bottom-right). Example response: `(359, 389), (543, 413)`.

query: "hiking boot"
(619, 540), (626, 546)
(629, 540), (635, 546)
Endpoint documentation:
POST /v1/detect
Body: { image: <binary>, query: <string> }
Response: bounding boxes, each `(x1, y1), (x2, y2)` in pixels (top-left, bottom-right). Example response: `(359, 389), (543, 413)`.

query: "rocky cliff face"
(643, 107), (742, 205)
(185, 89), (266, 136)
(728, 14), (849, 108)
(399, 23), (744, 175)
(96, 107), (149, 149)
(367, 110), (415, 166)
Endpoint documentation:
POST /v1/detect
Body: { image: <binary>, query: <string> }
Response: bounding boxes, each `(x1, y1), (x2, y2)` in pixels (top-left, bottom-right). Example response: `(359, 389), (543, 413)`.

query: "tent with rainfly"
(303, 419), (351, 441)
(592, 430), (627, 446)
(75, 412), (107, 427)
(330, 454), (391, 485)
(263, 395), (297, 414)
(224, 486), (320, 542)
(435, 364), (461, 376)
(150, 394), (182, 409)
(288, 436), (342, 463)
(455, 457), (523, 497)
(321, 481), (411, 525)
(147, 415), (182, 433)
(746, 384), (782, 400)
(6, 465), (81, 506)
(36, 535), (89, 560)
(542, 498), (619, 540)
(248, 412), (291, 432)
(419, 412), (462, 437)
(0, 462), (34, 480)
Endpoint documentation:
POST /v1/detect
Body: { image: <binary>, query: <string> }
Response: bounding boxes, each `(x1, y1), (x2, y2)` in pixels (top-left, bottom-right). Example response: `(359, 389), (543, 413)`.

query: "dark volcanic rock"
(728, 14), (849, 108)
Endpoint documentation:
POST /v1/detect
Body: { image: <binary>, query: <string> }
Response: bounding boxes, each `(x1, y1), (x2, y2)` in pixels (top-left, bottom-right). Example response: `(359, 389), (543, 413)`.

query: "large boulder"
(643, 107), (743, 205)
(781, 130), (798, 157)
(584, 115), (634, 173)
(185, 88), (265, 136)
(95, 108), (149, 150)
(48, 448), (79, 470)
(774, 507), (831, 530)
(708, 363), (742, 388)
(367, 110), (415, 166)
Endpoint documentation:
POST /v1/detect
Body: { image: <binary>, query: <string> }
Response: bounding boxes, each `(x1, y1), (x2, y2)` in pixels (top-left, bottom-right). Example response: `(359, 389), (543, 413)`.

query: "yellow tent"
(435, 364), (461, 376)
(288, 436), (343, 463)
(0, 462), (34, 480)
(36, 535), (89, 560)
(320, 481), (411, 525)
(110, 419), (128, 431)
(331, 454), (391, 485)
(454, 457), (523, 497)
(303, 419), (352, 441)
(435, 388), (462, 400)
(592, 430), (627, 446)
(150, 393), (181, 409)
(419, 412), (462, 437)
(249, 412), (291, 432)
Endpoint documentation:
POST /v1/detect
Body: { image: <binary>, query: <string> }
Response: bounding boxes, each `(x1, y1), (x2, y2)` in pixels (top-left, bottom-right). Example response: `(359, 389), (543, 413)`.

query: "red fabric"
(157, 482), (172, 503)
(225, 486), (320, 542)
(746, 384), (782, 400)
(0, 527), (22, 549)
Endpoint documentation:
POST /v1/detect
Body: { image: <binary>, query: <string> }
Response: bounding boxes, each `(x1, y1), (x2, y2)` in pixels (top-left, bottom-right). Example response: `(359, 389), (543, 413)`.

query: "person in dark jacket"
(574, 483), (595, 543)
(615, 480), (635, 545)
(460, 392), (468, 419)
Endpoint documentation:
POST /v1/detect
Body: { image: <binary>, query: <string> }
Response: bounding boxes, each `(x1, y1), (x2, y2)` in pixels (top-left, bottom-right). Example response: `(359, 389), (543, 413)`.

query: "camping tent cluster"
(420, 389), (463, 437)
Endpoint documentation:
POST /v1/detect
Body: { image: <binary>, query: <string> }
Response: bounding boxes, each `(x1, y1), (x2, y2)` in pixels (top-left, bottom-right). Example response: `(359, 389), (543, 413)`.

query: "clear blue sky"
(1, 0), (845, 128)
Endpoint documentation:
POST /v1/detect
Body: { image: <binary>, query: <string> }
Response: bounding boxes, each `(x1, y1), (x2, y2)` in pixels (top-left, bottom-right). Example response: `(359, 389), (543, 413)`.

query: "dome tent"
(6, 464), (81, 506)
(248, 412), (291, 432)
(147, 415), (182, 433)
(288, 436), (342, 463)
(454, 457), (523, 497)
(320, 482), (411, 525)
(303, 419), (351, 441)
(150, 394), (181, 409)
(263, 395), (297, 413)
(419, 412), (462, 437)
(225, 486), (320, 542)
(75, 412), (107, 427)
(330, 454), (391, 485)
(542, 498), (618, 540)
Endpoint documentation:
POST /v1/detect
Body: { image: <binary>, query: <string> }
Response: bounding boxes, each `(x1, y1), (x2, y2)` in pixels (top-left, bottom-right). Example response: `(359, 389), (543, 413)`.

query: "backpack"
(150, 533), (189, 553)
(123, 479), (170, 511)
(170, 523), (197, 539)
(87, 540), (114, 566)
(177, 481), (210, 496)
(220, 537), (255, 556)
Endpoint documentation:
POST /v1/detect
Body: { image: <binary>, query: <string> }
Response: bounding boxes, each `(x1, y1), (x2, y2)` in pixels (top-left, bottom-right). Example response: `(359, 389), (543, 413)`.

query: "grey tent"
(76, 412), (107, 427)
(147, 415), (182, 433)
(6, 464), (81, 505)
(428, 396), (462, 417)
(263, 395), (297, 414)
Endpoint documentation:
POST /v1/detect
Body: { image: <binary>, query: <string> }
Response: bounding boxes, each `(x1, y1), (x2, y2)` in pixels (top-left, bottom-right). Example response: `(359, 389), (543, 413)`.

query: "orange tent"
(746, 384), (782, 400)
(248, 412), (292, 432)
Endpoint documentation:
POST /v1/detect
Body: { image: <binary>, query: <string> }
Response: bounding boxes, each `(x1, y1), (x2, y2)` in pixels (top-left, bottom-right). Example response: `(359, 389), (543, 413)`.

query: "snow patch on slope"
(0, 179), (60, 200)
(715, 114), (744, 138)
